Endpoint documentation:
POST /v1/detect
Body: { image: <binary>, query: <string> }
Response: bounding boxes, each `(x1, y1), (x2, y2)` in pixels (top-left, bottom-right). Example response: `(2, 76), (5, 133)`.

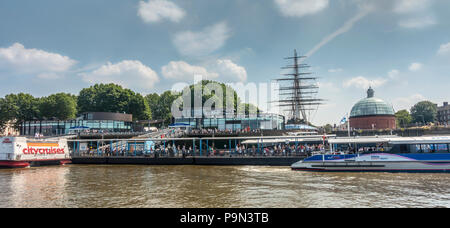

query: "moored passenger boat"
(291, 136), (450, 173)
(0, 137), (71, 168)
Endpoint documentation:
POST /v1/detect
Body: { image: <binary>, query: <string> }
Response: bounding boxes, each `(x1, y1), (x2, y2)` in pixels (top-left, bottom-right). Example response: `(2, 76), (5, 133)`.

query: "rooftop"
(350, 87), (395, 118)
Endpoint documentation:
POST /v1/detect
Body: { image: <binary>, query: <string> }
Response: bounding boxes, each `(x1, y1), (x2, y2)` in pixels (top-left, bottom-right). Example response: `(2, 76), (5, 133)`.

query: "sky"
(0, 0), (450, 126)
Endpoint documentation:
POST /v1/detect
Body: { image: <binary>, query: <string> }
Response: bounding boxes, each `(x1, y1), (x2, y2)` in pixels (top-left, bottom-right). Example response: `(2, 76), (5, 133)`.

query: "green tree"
(185, 80), (240, 111)
(39, 93), (77, 120)
(3, 93), (40, 122)
(410, 101), (437, 124)
(0, 98), (10, 132)
(238, 103), (261, 116)
(146, 81), (241, 126)
(77, 83), (151, 120)
(127, 93), (151, 120)
(145, 93), (161, 120)
(78, 84), (128, 113)
(395, 109), (413, 128)
(323, 124), (333, 134)
(146, 91), (180, 125)
(0, 93), (40, 131)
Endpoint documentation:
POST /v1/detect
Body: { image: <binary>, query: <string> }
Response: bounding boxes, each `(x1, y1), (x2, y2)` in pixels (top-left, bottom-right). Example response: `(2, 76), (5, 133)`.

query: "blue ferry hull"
(291, 153), (450, 173)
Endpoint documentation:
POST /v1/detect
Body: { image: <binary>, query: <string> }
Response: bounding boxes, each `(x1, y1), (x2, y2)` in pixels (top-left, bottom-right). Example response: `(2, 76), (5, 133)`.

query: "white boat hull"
(292, 153), (450, 173)
(0, 137), (71, 168)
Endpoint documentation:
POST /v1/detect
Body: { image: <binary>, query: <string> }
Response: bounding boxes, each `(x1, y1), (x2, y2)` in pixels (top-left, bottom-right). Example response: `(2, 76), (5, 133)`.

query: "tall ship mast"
(275, 49), (323, 125)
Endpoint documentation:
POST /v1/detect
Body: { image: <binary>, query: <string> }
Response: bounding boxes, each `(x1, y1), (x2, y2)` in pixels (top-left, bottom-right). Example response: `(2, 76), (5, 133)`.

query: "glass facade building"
(20, 112), (133, 136)
(174, 113), (285, 130)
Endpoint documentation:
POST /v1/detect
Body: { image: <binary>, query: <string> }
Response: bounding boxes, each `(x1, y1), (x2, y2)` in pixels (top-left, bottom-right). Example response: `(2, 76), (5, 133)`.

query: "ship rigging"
(274, 50), (324, 126)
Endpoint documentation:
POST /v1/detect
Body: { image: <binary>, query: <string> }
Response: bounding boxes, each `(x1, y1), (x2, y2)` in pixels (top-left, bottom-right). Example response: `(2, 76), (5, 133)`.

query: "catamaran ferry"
(292, 136), (450, 173)
(0, 137), (71, 168)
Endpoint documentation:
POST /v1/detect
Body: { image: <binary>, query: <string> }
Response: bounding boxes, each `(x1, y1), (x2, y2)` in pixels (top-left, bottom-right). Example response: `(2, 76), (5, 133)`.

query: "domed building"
(349, 87), (396, 130)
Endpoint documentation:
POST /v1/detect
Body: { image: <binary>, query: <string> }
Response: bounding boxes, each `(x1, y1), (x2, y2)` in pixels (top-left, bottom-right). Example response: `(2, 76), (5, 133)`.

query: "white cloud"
(393, 94), (426, 111)
(80, 60), (159, 92)
(393, 0), (432, 14)
(343, 76), (388, 89)
(398, 16), (436, 28)
(295, 0), (435, 61)
(304, 7), (371, 59)
(409, 62), (423, 71)
(388, 69), (400, 79)
(328, 68), (343, 73)
(0, 43), (76, 77)
(352, 0), (436, 29)
(173, 22), (231, 57)
(393, 0), (437, 29)
(162, 59), (248, 83)
(274, 0), (329, 18)
(214, 59), (247, 82)
(437, 42), (450, 55)
(162, 61), (218, 81)
(341, 69), (405, 91)
(138, 0), (185, 23)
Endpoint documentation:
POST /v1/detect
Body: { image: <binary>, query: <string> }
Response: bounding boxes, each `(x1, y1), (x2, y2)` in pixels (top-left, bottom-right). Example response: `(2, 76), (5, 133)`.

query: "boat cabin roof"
(328, 136), (450, 145)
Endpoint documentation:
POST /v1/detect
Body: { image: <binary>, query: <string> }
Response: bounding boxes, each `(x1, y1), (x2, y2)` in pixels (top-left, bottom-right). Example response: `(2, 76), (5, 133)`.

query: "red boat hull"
(0, 159), (71, 168)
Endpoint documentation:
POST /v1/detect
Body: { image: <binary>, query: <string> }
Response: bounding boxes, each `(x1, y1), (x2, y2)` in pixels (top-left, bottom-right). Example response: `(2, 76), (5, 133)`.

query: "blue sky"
(1, 0), (449, 125)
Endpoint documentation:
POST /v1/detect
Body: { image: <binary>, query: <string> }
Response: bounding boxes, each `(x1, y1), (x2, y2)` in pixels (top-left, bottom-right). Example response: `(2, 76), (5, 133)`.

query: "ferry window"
(423, 144), (432, 153)
(416, 144), (432, 153)
(415, 145), (422, 153)
(400, 144), (408, 153)
(437, 144), (449, 153)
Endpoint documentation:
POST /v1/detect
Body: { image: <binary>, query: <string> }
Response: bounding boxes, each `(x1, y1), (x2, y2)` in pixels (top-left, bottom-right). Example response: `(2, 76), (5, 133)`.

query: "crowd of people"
(78, 141), (325, 158)
(187, 128), (262, 135)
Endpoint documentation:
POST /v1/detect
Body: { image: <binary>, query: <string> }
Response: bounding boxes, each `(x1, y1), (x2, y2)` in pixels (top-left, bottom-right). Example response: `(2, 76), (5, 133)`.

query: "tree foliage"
(186, 80), (240, 110)
(39, 93), (77, 120)
(395, 109), (413, 128)
(410, 101), (437, 124)
(3, 93), (40, 122)
(145, 91), (180, 125)
(0, 98), (10, 132)
(323, 124), (333, 134)
(238, 103), (261, 116)
(145, 80), (253, 126)
(0, 80), (264, 130)
(78, 84), (151, 120)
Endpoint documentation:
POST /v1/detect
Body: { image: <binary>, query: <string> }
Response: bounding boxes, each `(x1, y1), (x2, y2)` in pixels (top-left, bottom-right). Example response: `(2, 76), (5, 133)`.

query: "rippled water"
(0, 165), (449, 208)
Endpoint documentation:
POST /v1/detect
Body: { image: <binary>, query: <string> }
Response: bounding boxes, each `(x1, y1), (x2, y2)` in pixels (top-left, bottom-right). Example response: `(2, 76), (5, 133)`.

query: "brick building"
(438, 102), (450, 125)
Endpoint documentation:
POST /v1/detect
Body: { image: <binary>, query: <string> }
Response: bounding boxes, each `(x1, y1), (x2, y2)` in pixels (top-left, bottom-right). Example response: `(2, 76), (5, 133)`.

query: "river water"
(0, 165), (449, 208)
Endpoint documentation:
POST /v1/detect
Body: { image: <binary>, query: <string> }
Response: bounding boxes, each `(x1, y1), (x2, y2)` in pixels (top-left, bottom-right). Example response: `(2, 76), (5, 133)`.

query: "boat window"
(400, 144), (408, 153)
(436, 144), (449, 153)
(415, 144), (450, 153)
(415, 144), (430, 153)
